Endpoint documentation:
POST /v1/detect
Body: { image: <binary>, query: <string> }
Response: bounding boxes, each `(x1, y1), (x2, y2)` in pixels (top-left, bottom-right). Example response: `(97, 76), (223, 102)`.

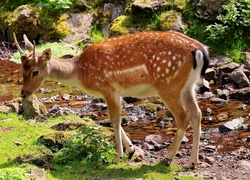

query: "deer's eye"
(32, 71), (39, 77)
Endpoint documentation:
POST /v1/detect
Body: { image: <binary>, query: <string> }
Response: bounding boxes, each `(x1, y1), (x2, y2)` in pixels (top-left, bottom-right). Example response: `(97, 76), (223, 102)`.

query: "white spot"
(152, 54), (156, 59)
(178, 61), (182, 67)
(157, 67), (161, 72)
(154, 63), (157, 67)
(156, 57), (160, 61)
(172, 66), (176, 71)
(172, 56), (176, 61)
(115, 64), (149, 76)
(168, 51), (172, 55)
(161, 73), (165, 77)
(162, 60), (167, 63)
(173, 70), (179, 79)
(168, 61), (172, 67)
(165, 68), (169, 74)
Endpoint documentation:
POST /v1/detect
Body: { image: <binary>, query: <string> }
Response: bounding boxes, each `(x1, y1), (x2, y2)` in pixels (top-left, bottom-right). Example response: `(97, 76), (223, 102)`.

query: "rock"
(229, 69), (250, 88)
(204, 157), (215, 165)
(216, 113), (228, 121)
(219, 117), (244, 132)
(217, 89), (229, 100)
(51, 120), (87, 131)
(230, 87), (250, 101)
(210, 56), (231, 67)
(38, 131), (72, 151)
(62, 13), (93, 43)
(242, 52), (250, 61)
(5, 5), (40, 42)
(193, 0), (231, 21)
(205, 68), (216, 81)
(236, 160), (250, 171)
(181, 136), (189, 143)
(29, 168), (46, 180)
(102, 3), (124, 35)
(145, 134), (163, 144)
(219, 62), (240, 73)
(132, 0), (168, 14)
(15, 154), (52, 167)
(0, 105), (13, 113)
(210, 97), (228, 105)
(203, 145), (217, 153)
(160, 11), (184, 32)
(22, 94), (48, 117)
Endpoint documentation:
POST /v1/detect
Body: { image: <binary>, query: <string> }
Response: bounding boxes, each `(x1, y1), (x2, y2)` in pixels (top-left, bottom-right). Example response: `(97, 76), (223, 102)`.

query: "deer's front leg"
(105, 94), (123, 164)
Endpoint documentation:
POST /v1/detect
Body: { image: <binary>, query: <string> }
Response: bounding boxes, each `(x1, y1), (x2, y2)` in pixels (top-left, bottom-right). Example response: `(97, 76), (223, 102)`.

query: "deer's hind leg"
(158, 92), (191, 165)
(182, 89), (202, 169)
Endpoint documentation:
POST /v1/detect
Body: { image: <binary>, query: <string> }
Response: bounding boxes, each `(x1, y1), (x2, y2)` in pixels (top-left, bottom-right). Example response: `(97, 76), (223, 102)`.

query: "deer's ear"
(41, 48), (52, 61)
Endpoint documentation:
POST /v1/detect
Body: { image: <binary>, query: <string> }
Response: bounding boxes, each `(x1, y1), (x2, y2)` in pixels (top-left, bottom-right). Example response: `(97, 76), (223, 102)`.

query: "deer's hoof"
(128, 150), (135, 159)
(160, 158), (172, 166)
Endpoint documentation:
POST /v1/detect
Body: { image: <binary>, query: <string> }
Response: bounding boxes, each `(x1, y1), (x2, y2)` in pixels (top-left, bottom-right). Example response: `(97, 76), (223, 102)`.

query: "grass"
(11, 42), (80, 63)
(0, 113), (200, 179)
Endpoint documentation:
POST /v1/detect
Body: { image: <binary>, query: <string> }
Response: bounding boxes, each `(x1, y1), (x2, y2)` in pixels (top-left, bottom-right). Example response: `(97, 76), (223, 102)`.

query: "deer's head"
(13, 33), (52, 98)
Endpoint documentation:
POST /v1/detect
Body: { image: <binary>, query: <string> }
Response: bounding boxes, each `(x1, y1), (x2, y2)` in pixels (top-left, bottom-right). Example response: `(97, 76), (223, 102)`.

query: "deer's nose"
(21, 90), (28, 98)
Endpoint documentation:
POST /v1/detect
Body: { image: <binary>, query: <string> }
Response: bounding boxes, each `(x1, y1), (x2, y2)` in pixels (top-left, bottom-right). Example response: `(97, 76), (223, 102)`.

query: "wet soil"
(0, 59), (250, 179)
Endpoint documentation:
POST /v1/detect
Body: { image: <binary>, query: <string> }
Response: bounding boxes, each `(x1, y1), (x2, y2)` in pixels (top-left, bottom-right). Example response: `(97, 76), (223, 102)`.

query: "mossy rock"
(38, 131), (72, 151)
(109, 15), (133, 36)
(4, 5), (40, 41)
(160, 10), (184, 31)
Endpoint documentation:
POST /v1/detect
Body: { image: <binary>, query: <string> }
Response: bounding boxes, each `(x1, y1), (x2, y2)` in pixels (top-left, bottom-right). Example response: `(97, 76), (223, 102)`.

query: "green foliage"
(11, 42), (79, 63)
(54, 126), (115, 165)
(205, 0), (250, 61)
(0, 168), (28, 180)
(39, 0), (76, 16)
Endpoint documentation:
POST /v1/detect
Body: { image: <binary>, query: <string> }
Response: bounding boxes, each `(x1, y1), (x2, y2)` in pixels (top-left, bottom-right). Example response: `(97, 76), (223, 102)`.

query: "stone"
(230, 87), (250, 101)
(229, 69), (250, 88)
(210, 56), (231, 67)
(242, 52), (250, 61)
(219, 117), (244, 132)
(30, 168), (46, 180)
(21, 94), (48, 117)
(193, 0), (231, 21)
(102, 3), (124, 35)
(204, 157), (215, 165)
(145, 134), (163, 144)
(51, 120), (87, 131)
(210, 97), (227, 105)
(236, 160), (250, 171)
(205, 68), (216, 81)
(63, 13), (93, 43)
(219, 62), (240, 73)
(38, 131), (72, 151)
(217, 89), (229, 100)
(0, 105), (12, 113)
(216, 113), (228, 121)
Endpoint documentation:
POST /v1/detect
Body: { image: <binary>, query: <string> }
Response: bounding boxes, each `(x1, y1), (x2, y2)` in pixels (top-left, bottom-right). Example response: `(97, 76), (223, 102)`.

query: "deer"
(13, 30), (209, 169)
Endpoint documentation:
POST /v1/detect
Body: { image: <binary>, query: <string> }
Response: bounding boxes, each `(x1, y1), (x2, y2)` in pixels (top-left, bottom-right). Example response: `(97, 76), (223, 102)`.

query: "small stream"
(0, 60), (249, 153)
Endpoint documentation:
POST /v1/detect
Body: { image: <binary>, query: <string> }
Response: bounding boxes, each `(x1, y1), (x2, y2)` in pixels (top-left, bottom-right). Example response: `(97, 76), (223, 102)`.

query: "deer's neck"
(47, 57), (80, 85)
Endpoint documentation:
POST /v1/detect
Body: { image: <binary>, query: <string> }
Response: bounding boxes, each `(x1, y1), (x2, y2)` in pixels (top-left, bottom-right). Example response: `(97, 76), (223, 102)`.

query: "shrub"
(54, 126), (115, 165)
(205, 0), (250, 61)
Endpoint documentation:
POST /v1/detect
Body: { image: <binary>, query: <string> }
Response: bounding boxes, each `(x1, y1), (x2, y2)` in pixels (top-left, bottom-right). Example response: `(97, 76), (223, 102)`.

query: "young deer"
(14, 31), (209, 168)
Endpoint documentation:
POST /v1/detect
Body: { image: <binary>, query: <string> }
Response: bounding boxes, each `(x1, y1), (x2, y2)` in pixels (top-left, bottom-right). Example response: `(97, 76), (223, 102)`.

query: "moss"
(109, 15), (133, 36)
(174, 0), (188, 11)
(4, 5), (40, 40)
(49, 14), (71, 39)
(160, 10), (180, 30)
